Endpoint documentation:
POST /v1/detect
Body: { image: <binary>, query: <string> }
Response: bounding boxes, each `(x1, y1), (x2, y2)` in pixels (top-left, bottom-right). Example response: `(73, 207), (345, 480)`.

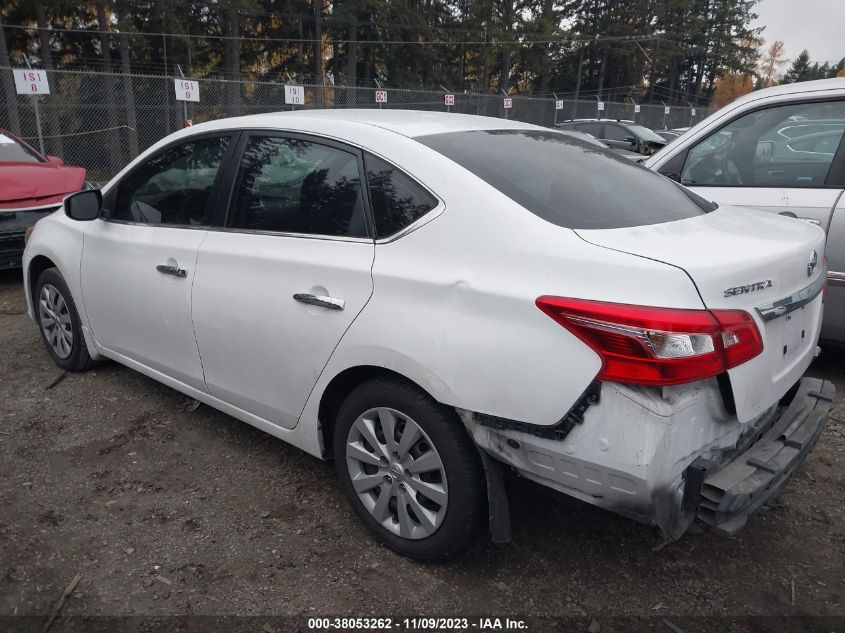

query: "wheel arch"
(316, 365), (445, 458)
(27, 254), (59, 312)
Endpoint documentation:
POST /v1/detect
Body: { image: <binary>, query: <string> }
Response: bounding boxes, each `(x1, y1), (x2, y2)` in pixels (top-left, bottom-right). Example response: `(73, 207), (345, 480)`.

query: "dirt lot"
(1, 267), (844, 626)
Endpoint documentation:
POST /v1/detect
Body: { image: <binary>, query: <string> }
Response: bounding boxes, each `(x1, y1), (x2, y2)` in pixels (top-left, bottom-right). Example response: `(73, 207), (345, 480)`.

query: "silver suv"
(645, 78), (845, 342)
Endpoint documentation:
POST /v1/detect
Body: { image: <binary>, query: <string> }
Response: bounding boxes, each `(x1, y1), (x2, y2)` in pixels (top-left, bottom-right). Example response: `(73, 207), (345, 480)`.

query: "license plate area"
(779, 305), (809, 360)
(763, 304), (813, 383)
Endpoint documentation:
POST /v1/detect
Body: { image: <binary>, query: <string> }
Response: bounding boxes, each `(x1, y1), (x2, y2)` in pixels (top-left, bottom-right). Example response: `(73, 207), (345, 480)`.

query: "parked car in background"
(0, 129), (87, 269)
(555, 119), (667, 155)
(645, 77), (845, 343)
(23, 110), (833, 560)
(555, 129), (644, 160)
(655, 129), (686, 142)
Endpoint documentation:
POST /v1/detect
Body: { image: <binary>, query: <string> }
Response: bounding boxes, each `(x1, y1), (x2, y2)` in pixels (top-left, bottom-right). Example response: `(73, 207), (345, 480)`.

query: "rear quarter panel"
(300, 140), (707, 428)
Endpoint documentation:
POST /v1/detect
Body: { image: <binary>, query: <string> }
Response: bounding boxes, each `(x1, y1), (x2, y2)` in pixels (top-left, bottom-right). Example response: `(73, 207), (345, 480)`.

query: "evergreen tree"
(783, 49), (813, 83)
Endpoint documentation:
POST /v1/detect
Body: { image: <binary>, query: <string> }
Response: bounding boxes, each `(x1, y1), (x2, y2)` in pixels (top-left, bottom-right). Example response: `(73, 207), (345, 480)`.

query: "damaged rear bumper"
(685, 377), (833, 535)
(459, 376), (833, 541)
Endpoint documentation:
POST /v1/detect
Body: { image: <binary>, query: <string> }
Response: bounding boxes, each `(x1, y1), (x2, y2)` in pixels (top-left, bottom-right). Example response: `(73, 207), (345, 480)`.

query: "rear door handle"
(156, 264), (187, 278)
(293, 293), (345, 310)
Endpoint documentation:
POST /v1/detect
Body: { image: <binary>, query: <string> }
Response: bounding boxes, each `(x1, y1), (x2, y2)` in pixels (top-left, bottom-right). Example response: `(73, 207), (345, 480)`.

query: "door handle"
(799, 217), (821, 226)
(156, 264), (187, 278)
(293, 293), (345, 310)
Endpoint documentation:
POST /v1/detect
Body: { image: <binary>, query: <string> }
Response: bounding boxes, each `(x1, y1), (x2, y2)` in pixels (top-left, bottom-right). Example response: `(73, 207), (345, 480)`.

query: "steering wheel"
(719, 148), (743, 185)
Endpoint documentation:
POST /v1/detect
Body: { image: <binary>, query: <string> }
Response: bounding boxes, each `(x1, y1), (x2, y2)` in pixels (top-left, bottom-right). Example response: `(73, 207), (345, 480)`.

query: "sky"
(753, 0), (845, 67)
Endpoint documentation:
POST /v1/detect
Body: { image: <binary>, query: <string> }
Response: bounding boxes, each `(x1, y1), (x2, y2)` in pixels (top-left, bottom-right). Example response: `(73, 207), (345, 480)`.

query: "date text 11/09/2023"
(307, 617), (529, 631)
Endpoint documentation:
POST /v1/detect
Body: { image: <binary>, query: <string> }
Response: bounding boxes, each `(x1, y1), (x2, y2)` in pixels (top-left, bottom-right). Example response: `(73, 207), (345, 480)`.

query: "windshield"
(556, 130), (608, 149)
(416, 129), (715, 230)
(627, 124), (666, 143)
(0, 133), (45, 163)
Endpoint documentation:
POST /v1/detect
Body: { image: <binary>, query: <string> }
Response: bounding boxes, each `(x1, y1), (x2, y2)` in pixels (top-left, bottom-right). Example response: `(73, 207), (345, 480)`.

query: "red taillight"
(536, 296), (764, 387)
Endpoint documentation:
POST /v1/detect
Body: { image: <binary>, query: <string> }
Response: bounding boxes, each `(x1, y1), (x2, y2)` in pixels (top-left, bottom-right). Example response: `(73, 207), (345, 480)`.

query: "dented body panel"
(460, 380), (747, 538)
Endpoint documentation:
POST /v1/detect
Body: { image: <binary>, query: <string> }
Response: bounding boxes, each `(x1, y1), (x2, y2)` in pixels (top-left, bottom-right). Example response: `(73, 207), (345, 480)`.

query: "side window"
(228, 136), (368, 238)
(576, 122), (603, 137)
(112, 136), (229, 225)
(603, 124), (629, 142)
(364, 153), (438, 238)
(681, 100), (845, 187)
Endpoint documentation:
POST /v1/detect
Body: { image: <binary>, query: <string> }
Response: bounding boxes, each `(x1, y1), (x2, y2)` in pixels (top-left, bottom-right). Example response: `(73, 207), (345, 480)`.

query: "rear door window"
(417, 129), (714, 230)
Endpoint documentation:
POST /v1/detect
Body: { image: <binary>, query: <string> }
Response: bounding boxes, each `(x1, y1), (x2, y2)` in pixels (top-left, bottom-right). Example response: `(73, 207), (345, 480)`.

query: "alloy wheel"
(345, 407), (448, 540)
(39, 283), (74, 359)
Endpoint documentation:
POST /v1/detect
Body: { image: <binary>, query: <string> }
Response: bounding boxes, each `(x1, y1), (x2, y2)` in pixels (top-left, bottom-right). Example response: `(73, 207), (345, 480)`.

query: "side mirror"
(624, 136), (637, 143)
(46, 155), (64, 167)
(64, 189), (102, 221)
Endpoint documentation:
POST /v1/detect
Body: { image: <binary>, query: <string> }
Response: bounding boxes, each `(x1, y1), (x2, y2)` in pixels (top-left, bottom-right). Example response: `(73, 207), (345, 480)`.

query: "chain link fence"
(1, 68), (711, 183)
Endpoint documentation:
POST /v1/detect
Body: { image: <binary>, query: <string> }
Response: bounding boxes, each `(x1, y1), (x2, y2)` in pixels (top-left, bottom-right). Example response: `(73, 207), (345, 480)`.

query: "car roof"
(727, 77), (845, 108)
(189, 109), (540, 140)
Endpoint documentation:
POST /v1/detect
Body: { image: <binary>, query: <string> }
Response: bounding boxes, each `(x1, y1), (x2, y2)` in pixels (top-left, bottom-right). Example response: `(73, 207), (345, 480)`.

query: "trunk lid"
(576, 205), (826, 422)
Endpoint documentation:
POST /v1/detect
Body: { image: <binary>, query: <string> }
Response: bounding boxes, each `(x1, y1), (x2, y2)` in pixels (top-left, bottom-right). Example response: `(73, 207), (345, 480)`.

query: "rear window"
(0, 133), (44, 163)
(416, 129), (714, 230)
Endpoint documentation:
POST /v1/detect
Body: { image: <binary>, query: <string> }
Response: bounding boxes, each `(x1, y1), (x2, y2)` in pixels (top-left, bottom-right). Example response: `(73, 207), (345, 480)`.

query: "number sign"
(13, 69), (50, 95)
(174, 79), (200, 102)
(285, 85), (305, 105)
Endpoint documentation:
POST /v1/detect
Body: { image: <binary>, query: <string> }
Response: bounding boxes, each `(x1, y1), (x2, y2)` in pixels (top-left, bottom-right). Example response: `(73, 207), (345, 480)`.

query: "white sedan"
(23, 110), (834, 560)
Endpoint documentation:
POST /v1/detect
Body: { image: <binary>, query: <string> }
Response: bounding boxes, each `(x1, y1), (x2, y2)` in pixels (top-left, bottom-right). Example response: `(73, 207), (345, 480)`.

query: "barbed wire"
(19, 125), (137, 140)
(2, 22), (665, 47)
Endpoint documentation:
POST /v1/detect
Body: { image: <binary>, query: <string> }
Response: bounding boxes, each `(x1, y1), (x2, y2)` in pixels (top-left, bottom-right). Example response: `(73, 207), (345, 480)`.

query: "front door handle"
(293, 293), (345, 310)
(156, 264), (187, 278)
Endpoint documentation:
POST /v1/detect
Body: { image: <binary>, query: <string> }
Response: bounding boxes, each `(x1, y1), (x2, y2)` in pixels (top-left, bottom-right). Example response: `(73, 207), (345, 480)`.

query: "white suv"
(646, 77), (845, 342)
(23, 111), (834, 560)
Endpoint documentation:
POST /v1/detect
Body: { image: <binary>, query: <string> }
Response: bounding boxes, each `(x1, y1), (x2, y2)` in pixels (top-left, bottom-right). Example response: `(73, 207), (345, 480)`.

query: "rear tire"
(333, 377), (486, 561)
(34, 267), (94, 372)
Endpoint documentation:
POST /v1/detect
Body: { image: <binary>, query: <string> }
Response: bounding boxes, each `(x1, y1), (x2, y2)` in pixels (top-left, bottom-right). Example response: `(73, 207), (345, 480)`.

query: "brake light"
(536, 296), (764, 386)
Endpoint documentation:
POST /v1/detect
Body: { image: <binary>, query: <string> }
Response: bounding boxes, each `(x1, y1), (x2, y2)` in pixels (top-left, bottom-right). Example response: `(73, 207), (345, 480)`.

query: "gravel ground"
(1, 267), (843, 625)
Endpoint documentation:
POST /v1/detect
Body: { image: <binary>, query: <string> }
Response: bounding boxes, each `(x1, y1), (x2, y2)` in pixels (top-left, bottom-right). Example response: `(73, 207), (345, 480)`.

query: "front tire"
(333, 377), (486, 561)
(34, 267), (94, 372)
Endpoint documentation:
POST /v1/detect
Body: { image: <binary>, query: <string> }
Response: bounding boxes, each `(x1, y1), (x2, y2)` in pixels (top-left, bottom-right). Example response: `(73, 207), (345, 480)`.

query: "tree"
(0, 0), (765, 104)
(0, 11), (21, 135)
(783, 49), (813, 83)
(757, 39), (785, 86)
(712, 71), (753, 107)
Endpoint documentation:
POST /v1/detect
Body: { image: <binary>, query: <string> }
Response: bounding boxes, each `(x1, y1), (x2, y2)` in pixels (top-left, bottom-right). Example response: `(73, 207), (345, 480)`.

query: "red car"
(0, 129), (87, 269)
